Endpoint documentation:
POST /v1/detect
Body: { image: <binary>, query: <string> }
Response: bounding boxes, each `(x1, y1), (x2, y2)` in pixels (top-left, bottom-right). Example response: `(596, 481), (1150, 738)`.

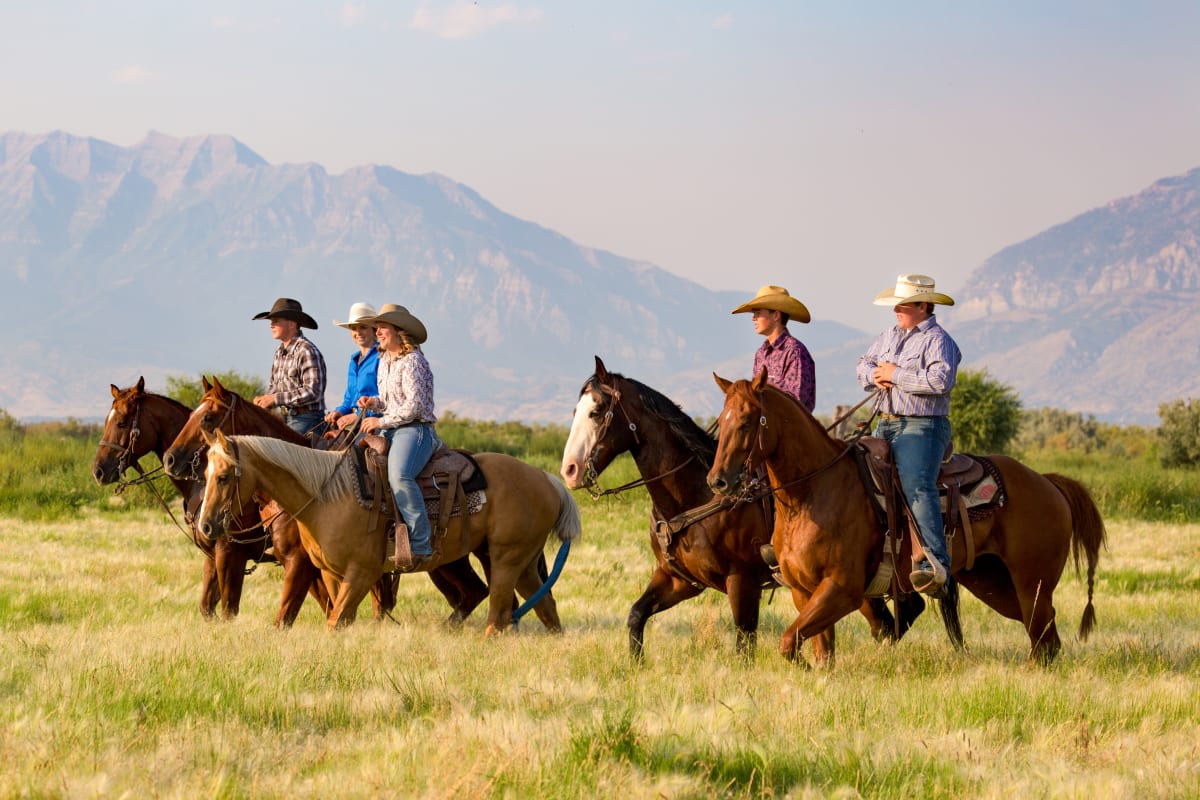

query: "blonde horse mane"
(223, 435), (358, 503)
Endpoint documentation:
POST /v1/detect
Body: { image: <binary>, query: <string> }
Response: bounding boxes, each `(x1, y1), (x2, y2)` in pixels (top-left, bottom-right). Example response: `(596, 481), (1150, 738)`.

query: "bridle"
(97, 394), (145, 479)
(181, 393), (242, 482)
(579, 377), (695, 500)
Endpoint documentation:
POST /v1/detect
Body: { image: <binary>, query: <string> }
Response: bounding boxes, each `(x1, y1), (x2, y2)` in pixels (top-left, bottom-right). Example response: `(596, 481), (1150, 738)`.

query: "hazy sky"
(3, 1), (1198, 330)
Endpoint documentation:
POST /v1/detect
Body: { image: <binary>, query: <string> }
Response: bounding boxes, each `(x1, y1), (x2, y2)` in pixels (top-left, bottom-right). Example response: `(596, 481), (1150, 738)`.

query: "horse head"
(93, 376), (153, 485)
(163, 375), (237, 479)
(560, 356), (640, 490)
(195, 428), (249, 540)
(707, 369), (776, 496)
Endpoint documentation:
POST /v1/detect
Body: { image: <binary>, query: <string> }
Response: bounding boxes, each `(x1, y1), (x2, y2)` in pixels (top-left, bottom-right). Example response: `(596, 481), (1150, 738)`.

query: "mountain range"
(2, 130), (1197, 425)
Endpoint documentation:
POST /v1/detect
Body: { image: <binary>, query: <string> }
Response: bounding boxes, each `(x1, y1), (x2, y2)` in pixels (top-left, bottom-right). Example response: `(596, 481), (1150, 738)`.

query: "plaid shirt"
(267, 334), (327, 413)
(753, 328), (816, 412)
(856, 315), (960, 417)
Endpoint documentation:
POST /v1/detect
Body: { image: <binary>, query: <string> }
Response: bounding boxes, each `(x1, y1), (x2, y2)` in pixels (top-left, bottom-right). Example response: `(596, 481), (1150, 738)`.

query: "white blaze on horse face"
(560, 392), (601, 486)
(106, 408), (116, 423)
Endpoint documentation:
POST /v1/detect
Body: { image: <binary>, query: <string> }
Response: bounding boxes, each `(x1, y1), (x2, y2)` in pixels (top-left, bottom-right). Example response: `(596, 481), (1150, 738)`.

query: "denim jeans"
(284, 411), (324, 437)
(382, 424), (439, 556)
(874, 415), (952, 570)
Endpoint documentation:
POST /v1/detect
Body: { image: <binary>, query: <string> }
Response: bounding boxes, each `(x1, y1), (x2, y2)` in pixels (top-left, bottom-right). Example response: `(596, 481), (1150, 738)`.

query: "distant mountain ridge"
(1, 130), (1196, 425)
(0, 130), (862, 422)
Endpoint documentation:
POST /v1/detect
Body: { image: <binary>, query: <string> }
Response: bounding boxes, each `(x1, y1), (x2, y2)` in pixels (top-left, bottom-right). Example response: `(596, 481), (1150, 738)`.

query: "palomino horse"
(195, 431), (581, 632)
(707, 371), (1106, 665)
(161, 376), (492, 626)
(560, 357), (925, 658)
(92, 377), (328, 624)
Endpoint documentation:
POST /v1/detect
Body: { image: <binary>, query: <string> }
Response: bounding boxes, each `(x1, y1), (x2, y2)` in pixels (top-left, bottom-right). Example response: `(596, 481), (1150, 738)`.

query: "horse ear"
(135, 376), (145, 394)
(111, 384), (120, 399)
(713, 373), (733, 393)
(202, 375), (212, 392)
(751, 368), (769, 393)
(201, 427), (217, 447)
(211, 375), (225, 394)
(215, 429), (230, 450)
(594, 356), (609, 381)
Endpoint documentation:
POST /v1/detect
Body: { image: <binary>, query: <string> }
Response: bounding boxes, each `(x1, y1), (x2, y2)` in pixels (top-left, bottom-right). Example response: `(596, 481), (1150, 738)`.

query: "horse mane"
(598, 372), (717, 467)
(230, 435), (357, 503)
(143, 392), (193, 417)
(205, 387), (308, 444)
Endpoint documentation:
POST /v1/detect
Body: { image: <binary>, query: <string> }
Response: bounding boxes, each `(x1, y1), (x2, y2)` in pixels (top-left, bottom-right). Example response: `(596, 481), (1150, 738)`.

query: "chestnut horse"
(93, 377), (329, 623)
(161, 376), (492, 626)
(707, 371), (1106, 665)
(560, 357), (924, 658)
(195, 431), (581, 632)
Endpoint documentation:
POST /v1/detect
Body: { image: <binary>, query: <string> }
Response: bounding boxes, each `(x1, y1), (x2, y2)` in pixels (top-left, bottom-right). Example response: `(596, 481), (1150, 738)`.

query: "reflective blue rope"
(511, 539), (572, 629)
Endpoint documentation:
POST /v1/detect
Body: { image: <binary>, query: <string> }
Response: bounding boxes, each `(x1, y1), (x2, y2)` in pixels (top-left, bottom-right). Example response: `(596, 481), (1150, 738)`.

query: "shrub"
(949, 369), (1022, 455)
(1157, 398), (1200, 468)
(166, 370), (266, 408)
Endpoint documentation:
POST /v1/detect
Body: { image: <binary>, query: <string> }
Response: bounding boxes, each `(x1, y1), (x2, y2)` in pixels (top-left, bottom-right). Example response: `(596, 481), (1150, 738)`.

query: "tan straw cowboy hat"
(333, 302), (379, 329)
(730, 285), (811, 323)
(252, 297), (319, 329)
(873, 274), (955, 307)
(367, 303), (427, 344)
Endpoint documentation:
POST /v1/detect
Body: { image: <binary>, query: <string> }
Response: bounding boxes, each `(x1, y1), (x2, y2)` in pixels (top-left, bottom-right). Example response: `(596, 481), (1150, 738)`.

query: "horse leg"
(482, 554), (531, 636)
(627, 568), (703, 660)
(369, 573), (400, 621)
(274, 550), (322, 628)
(1014, 575), (1062, 664)
(428, 557), (489, 627)
(326, 567), (378, 631)
(199, 555), (220, 619)
(213, 539), (248, 621)
(514, 558), (563, 634)
(860, 594), (926, 643)
(725, 572), (762, 657)
(780, 579), (861, 666)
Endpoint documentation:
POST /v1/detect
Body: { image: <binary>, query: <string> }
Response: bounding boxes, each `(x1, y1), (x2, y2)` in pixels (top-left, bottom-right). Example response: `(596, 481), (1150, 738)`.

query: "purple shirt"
(754, 328), (816, 411)
(856, 315), (961, 417)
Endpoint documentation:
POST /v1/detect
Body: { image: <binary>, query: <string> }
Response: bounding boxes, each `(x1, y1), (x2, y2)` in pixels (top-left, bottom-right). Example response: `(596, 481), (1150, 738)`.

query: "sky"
(2, 0), (1199, 331)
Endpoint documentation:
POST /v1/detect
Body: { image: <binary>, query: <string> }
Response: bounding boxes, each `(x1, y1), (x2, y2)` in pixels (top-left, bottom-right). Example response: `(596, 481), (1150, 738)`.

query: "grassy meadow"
(1, 419), (1199, 798)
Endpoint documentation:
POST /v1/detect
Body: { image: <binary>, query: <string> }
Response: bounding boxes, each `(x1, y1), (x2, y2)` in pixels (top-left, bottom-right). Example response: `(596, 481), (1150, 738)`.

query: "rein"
(581, 378), (696, 500)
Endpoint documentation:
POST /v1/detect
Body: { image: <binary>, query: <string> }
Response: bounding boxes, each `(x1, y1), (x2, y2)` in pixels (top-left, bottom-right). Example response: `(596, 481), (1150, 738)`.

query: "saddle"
(351, 433), (488, 568)
(853, 436), (1006, 596)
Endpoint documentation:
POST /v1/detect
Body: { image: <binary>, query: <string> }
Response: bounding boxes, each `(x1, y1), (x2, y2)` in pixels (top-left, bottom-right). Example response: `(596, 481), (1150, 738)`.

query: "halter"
(97, 393), (144, 477)
(580, 377), (696, 500)
(181, 393), (242, 482)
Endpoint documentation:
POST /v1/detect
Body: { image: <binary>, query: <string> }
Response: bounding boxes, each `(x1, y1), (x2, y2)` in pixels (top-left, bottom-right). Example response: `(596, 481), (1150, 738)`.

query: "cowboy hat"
(730, 285), (811, 323)
(333, 302), (379, 329)
(367, 303), (427, 344)
(252, 298), (319, 329)
(873, 274), (955, 307)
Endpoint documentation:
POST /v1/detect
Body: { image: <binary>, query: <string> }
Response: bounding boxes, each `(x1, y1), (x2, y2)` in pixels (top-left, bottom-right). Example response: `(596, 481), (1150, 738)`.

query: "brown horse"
(560, 357), (925, 658)
(93, 377), (329, 623)
(706, 371), (1106, 665)
(195, 431), (581, 632)
(160, 376), (492, 626)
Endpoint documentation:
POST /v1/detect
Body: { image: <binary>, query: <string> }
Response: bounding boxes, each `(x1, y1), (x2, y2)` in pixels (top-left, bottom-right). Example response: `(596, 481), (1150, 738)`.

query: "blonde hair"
(380, 323), (421, 357)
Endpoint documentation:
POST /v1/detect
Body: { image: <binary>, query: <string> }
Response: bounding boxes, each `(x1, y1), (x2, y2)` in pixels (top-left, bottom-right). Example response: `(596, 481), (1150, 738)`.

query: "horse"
(92, 377), (330, 624)
(706, 370), (1106, 665)
(160, 376), (493, 626)
(194, 430), (581, 633)
(559, 357), (925, 658)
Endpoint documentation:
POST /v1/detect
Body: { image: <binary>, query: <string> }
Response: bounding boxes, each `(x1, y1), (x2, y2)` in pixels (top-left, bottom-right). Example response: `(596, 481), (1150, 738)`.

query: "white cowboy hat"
(730, 285), (811, 323)
(367, 303), (427, 344)
(873, 274), (955, 306)
(333, 302), (379, 329)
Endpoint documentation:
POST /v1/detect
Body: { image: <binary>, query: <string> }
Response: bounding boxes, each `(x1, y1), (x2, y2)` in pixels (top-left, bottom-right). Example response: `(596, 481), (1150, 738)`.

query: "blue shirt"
(856, 315), (961, 417)
(334, 345), (380, 416)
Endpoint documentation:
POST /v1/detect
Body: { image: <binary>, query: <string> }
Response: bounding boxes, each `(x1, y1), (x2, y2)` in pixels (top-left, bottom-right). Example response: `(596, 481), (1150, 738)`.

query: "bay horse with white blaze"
(196, 431), (581, 632)
(707, 371), (1106, 665)
(161, 376), (493, 626)
(560, 357), (925, 658)
(93, 377), (328, 623)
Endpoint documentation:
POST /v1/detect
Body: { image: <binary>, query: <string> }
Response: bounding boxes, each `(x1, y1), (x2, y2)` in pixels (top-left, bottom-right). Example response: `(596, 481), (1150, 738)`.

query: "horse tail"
(937, 578), (965, 650)
(547, 473), (583, 543)
(1044, 473), (1108, 641)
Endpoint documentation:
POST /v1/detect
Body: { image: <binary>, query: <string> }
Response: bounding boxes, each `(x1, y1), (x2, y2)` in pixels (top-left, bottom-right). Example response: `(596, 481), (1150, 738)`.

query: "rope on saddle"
(511, 539), (572, 629)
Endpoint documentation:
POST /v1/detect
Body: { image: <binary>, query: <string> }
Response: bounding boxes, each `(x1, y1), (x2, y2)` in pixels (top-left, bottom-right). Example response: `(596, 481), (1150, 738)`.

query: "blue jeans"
(875, 415), (952, 570)
(284, 411), (324, 437)
(382, 424), (439, 556)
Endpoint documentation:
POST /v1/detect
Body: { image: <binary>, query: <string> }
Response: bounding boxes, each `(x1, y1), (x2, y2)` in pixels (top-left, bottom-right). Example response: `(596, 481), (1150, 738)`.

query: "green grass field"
(1, 485), (1198, 798)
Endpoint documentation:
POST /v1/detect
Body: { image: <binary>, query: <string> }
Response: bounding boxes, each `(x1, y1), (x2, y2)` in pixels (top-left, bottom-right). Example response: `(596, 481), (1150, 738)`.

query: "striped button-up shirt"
(753, 328), (816, 412)
(267, 334), (327, 413)
(856, 315), (960, 417)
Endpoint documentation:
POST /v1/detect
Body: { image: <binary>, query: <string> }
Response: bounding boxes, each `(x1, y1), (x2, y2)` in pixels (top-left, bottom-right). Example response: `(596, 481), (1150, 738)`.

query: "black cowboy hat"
(252, 298), (319, 329)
